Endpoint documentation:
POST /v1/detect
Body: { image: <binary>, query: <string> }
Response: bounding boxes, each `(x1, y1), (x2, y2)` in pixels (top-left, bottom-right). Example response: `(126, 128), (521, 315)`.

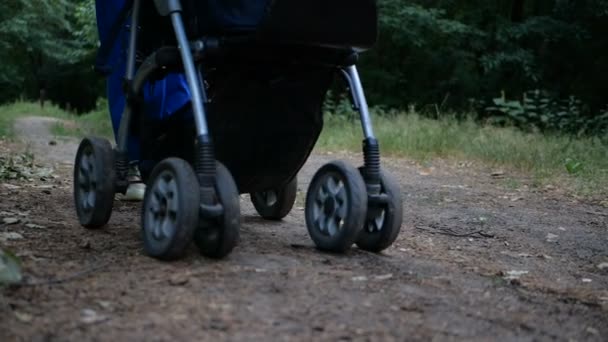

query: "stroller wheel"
(194, 162), (241, 259)
(141, 158), (199, 260)
(355, 168), (403, 253)
(250, 176), (298, 220)
(73, 137), (115, 228)
(305, 161), (367, 253)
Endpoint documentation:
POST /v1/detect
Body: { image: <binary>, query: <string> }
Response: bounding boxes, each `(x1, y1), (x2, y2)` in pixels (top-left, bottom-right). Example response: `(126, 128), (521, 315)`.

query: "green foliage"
(0, 0), (100, 111)
(358, 0), (608, 135)
(0, 247), (22, 286)
(486, 90), (608, 136)
(318, 108), (608, 197)
(1, 0), (607, 137)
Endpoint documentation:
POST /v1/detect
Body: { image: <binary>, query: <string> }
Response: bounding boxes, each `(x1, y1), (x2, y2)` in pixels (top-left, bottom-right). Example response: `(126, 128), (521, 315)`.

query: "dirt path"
(1, 116), (607, 341)
(13, 116), (79, 166)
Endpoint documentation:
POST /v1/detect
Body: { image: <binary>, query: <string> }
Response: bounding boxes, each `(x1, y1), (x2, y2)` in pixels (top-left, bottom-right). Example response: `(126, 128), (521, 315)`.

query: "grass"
(318, 110), (608, 198)
(0, 100), (112, 139)
(1, 100), (606, 198)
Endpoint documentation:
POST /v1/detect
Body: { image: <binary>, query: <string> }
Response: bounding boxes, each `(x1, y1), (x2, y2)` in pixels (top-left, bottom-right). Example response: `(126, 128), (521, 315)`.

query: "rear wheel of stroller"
(73, 136), (115, 228)
(250, 176), (298, 220)
(305, 161), (367, 253)
(355, 168), (403, 253)
(141, 158), (199, 260)
(194, 162), (241, 259)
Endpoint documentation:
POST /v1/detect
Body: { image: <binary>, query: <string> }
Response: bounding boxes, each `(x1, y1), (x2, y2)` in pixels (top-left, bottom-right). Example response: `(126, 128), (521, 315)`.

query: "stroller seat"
(139, 0), (377, 66)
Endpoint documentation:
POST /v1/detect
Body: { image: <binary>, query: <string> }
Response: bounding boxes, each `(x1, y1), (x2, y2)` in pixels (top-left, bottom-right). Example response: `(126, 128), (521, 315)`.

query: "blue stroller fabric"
(94, 0), (268, 161)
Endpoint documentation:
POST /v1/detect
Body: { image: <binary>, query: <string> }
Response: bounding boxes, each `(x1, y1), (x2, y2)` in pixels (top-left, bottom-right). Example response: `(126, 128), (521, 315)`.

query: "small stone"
(25, 223), (45, 229)
(42, 189), (51, 195)
(374, 274), (393, 281)
(586, 327), (599, 335)
(14, 311), (33, 323)
(2, 217), (20, 225)
(352, 276), (368, 282)
(96, 301), (113, 310)
(169, 274), (190, 286)
(48, 140), (57, 146)
(503, 270), (529, 280)
(597, 262), (608, 270)
(80, 240), (91, 250)
(582, 278), (592, 283)
(2, 184), (21, 190)
(0, 232), (24, 241)
(546, 233), (559, 243)
(80, 309), (107, 324)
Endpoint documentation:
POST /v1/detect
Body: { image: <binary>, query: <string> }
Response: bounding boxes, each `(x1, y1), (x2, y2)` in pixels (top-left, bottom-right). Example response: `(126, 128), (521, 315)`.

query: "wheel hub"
(323, 197), (337, 216)
(77, 148), (96, 213)
(313, 175), (347, 237)
(146, 171), (179, 242)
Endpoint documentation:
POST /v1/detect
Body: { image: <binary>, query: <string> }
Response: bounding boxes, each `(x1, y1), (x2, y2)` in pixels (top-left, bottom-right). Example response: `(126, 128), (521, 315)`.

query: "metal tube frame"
(116, 0), (141, 154)
(341, 65), (376, 140)
(170, 12), (209, 137)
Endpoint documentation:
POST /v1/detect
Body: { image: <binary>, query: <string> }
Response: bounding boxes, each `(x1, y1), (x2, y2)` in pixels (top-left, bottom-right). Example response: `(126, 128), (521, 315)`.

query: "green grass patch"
(318, 110), (608, 197)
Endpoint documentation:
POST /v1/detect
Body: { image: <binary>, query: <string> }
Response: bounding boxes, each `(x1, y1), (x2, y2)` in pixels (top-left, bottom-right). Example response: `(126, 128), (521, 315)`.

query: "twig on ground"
(416, 226), (495, 238)
(18, 262), (110, 287)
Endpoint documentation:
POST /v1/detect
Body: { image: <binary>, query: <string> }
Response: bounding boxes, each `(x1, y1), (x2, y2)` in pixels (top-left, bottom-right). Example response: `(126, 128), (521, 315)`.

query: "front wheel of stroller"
(194, 162), (241, 259)
(73, 137), (115, 229)
(141, 158), (199, 260)
(305, 161), (368, 253)
(250, 176), (298, 220)
(355, 168), (403, 253)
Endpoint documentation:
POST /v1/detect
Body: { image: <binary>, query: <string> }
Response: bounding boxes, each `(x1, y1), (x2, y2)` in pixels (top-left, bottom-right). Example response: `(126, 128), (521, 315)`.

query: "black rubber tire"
(305, 160), (368, 253)
(73, 137), (116, 229)
(356, 168), (403, 253)
(194, 162), (241, 259)
(250, 176), (298, 220)
(141, 158), (199, 260)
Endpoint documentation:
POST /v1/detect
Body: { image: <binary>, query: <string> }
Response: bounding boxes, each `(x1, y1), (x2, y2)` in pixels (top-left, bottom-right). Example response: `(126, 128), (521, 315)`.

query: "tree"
(0, 0), (99, 111)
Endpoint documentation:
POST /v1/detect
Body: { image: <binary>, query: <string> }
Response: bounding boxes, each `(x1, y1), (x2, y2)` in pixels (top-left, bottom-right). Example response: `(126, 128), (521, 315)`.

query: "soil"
(1, 116), (607, 341)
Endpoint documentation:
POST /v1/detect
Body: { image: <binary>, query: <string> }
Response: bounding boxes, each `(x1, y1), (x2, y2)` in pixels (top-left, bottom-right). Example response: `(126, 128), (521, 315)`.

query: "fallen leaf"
(352, 276), (368, 282)
(25, 223), (45, 229)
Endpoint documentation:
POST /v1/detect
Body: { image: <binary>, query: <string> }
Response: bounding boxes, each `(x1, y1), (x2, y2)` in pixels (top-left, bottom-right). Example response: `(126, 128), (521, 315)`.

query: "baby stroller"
(74, 0), (403, 260)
